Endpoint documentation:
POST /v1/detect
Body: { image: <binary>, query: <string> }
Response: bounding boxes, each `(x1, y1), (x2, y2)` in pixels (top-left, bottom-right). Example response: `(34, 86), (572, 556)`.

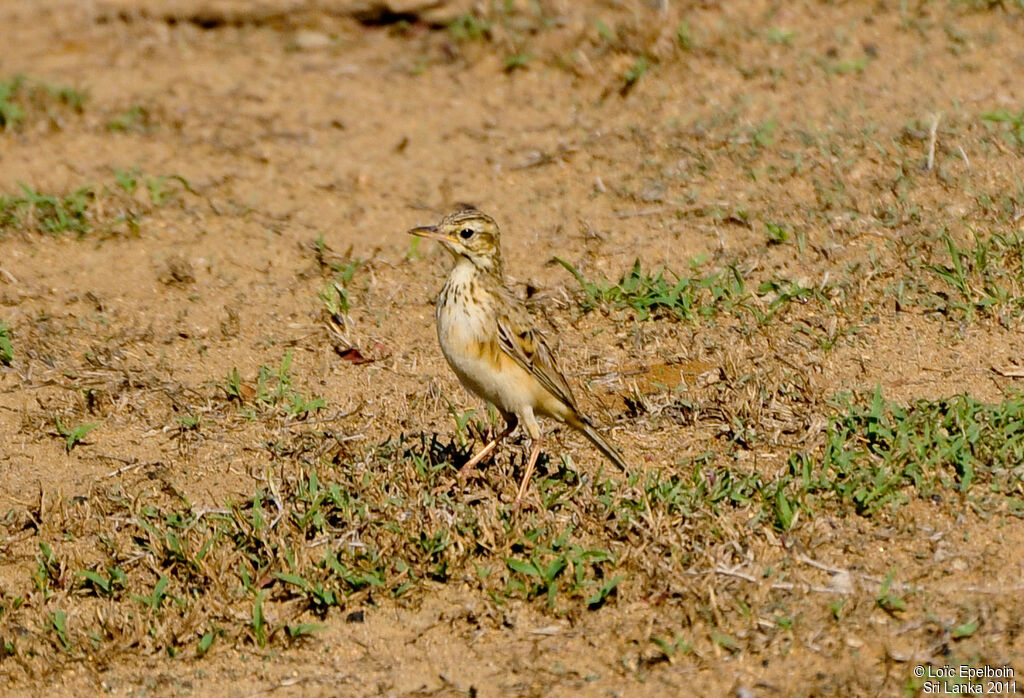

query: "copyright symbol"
(914, 666), (924, 677)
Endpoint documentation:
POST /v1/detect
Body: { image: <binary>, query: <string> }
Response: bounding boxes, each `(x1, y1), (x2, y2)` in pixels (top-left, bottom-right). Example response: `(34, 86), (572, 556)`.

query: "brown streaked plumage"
(409, 209), (627, 504)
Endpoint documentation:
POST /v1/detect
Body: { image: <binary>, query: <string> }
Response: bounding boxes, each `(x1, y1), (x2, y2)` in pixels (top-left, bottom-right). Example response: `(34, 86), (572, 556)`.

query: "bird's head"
(408, 208), (503, 274)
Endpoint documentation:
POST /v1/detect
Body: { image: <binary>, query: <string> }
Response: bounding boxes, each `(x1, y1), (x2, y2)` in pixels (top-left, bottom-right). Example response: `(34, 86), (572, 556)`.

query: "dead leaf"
(337, 347), (373, 365)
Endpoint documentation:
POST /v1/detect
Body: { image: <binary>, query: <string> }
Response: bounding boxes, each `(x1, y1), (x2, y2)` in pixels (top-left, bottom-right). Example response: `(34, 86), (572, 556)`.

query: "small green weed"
(0, 183), (93, 236)
(556, 258), (746, 321)
(0, 321), (13, 365)
(131, 575), (170, 611)
(981, 109), (1024, 148)
(448, 13), (491, 41)
(504, 53), (532, 71)
(223, 367), (243, 400)
(320, 283), (350, 317)
(177, 413), (200, 430)
(447, 405), (477, 448)
(225, 351), (325, 418)
(1, 173), (188, 237)
(750, 118), (777, 150)
(620, 55), (649, 96)
(77, 566), (127, 597)
(47, 84), (88, 111)
(765, 221), (790, 244)
(196, 630), (217, 657)
(0, 75), (87, 130)
(876, 571), (908, 613)
(676, 21), (693, 50)
(286, 623), (324, 640)
(317, 253), (361, 317)
(146, 176), (170, 205)
(113, 168), (139, 194)
(651, 634), (692, 662)
(504, 528), (618, 609)
(107, 105), (150, 132)
(54, 418), (98, 452)
(32, 543), (60, 598)
(637, 454), (763, 518)
(752, 279), (834, 325)
(251, 591), (268, 647)
(766, 28), (795, 45)
(0, 76), (26, 127)
(50, 611), (72, 652)
(824, 57), (870, 75)
(915, 230), (1024, 318)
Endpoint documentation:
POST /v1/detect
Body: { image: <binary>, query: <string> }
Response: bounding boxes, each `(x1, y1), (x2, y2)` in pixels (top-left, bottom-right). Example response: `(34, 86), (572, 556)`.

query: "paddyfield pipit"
(409, 208), (627, 503)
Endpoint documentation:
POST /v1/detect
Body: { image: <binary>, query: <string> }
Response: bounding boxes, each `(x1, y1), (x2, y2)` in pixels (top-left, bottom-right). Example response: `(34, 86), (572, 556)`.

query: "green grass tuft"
(981, 108), (1024, 149)
(556, 258), (746, 321)
(772, 387), (1024, 520)
(0, 75), (87, 130)
(54, 418), (99, 452)
(0, 173), (190, 238)
(0, 321), (12, 365)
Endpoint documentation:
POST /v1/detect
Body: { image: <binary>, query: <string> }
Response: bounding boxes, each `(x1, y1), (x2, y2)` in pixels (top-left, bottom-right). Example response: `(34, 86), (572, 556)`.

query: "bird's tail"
(569, 414), (628, 471)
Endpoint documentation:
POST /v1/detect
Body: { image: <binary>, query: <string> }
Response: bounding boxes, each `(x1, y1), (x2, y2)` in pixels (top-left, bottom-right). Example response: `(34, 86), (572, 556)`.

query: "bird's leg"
(514, 438), (542, 505)
(458, 414), (518, 478)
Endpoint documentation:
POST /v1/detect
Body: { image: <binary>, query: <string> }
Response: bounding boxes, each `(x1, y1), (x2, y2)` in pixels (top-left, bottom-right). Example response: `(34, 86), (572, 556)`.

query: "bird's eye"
(459, 228), (474, 240)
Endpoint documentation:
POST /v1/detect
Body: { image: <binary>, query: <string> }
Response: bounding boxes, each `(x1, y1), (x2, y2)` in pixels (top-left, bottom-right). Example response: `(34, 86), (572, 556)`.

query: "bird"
(408, 208), (627, 504)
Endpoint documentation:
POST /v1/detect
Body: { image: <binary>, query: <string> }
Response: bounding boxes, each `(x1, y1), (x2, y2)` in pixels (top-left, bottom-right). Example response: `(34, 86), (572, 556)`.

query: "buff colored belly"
(437, 300), (533, 413)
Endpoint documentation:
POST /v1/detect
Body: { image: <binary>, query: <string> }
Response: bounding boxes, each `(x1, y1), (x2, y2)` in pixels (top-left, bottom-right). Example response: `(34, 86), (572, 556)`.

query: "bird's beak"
(407, 225), (454, 244)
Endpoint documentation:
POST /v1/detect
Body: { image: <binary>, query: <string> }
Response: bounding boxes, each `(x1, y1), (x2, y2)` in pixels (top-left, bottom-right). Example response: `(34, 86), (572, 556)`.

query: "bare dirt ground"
(1, 0), (1023, 695)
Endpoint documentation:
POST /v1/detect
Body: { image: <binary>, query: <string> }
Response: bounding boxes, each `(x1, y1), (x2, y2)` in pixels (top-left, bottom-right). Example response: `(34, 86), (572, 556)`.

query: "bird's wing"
(495, 291), (579, 412)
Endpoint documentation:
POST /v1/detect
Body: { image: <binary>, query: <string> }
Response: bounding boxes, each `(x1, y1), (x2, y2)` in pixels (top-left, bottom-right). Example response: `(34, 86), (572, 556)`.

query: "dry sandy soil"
(1, 0), (1023, 695)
